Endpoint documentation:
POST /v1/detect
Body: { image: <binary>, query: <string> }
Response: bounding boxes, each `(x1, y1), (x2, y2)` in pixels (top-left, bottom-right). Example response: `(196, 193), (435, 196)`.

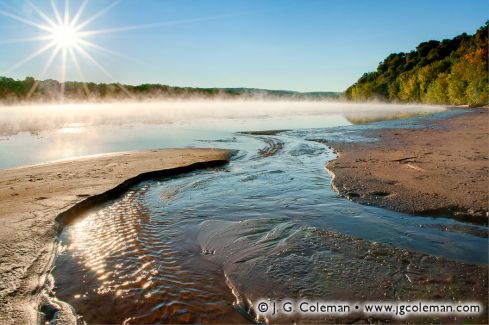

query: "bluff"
(346, 22), (488, 107)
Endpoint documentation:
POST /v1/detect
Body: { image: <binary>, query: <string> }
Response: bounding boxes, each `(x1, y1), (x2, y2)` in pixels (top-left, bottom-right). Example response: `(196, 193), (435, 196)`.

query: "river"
(7, 102), (480, 323)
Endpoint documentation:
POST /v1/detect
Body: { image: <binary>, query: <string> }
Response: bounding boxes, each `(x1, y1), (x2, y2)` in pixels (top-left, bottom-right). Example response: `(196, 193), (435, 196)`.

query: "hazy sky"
(0, 0), (487, 92)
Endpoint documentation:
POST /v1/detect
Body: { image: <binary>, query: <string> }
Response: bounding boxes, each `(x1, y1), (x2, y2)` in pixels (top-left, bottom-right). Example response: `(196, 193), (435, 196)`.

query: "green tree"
(345, 22), (488, 106)
(425, 73), (449, 104)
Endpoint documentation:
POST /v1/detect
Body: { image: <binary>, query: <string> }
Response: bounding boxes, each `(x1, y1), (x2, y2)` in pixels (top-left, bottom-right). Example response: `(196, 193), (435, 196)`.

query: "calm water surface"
(0, 101), (445, 169)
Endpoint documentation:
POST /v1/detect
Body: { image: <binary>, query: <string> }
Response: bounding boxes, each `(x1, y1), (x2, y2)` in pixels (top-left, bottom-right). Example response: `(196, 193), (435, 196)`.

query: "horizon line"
(0, 74), (345, 94)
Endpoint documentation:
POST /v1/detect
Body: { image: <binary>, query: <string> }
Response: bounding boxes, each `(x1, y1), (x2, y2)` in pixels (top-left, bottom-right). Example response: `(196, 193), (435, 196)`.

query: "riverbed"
(11, 102), (481, 323)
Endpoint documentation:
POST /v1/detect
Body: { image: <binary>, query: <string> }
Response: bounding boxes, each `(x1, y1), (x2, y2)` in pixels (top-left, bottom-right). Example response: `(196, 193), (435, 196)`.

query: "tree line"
(0, 76), (339, 104)
(345, 22), (488, 107)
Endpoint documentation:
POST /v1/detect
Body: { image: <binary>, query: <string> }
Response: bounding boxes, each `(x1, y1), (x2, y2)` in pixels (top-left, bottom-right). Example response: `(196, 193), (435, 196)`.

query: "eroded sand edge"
(0, 148), (230, 324)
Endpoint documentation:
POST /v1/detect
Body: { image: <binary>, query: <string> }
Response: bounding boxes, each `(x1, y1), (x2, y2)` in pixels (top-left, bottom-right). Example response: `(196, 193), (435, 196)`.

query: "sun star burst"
(50, 23), (82, 49)
(1, 0), (226, 102)
(0, 0), (129, 102)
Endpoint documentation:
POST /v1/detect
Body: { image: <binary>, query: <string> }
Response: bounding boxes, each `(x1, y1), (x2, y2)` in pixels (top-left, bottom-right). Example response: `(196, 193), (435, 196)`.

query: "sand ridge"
(0, 148), (230, 324)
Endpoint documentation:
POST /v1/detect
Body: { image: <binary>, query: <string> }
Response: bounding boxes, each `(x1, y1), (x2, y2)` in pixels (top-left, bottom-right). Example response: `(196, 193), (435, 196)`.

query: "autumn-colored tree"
(345, 21), (488, 107)
(425, 73), (449, 104)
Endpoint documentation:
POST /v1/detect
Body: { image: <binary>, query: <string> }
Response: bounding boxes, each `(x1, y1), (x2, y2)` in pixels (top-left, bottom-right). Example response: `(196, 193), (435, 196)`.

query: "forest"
(345, 22), (488, 107)
(0, 76), (339, 104)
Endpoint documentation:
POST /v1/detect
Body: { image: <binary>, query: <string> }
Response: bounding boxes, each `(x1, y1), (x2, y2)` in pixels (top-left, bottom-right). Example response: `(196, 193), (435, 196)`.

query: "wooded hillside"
(345, 22), (488, 107)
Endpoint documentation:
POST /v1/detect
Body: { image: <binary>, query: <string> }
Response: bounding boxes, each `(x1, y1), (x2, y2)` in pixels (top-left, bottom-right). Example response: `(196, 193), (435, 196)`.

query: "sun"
(50, 24), (81, 49)
(0, 0), (127, 101)
(0, 0), (220, 102)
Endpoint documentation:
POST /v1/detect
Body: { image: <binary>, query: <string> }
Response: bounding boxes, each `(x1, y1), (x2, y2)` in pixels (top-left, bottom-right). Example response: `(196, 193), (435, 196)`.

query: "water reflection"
(344, 111), (433, 124)
(0, 102), (445, 169)
(58, 123), (87, 134)
(55, 187), (248, 324)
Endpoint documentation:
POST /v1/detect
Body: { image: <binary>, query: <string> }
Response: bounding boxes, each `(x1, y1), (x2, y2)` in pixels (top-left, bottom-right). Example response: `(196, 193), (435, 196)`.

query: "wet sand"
(0, 148), (229, 325)
(326, 109), (489, 223)
(199, 219), (488, 324)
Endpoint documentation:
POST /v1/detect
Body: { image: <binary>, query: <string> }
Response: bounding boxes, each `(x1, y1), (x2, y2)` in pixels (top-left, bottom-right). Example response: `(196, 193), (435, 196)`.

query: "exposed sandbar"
(326, 109), (488, 223)
(0, 148), (229, 324)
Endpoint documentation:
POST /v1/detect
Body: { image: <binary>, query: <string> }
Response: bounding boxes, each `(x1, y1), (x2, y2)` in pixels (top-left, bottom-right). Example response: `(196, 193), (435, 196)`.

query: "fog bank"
(0, 100), (446, 136)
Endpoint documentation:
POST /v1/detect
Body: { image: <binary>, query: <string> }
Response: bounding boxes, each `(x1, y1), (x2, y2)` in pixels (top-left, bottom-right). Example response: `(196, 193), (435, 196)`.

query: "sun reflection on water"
(58, 123), (87, 134)
(55, 185), (246, 323)
(62, 190), (154, 298)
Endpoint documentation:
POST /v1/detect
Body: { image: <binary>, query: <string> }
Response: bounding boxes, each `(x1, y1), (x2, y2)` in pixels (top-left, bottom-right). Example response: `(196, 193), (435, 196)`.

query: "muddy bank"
(325, 109), (488, 224)
(0, 148), (229, 325)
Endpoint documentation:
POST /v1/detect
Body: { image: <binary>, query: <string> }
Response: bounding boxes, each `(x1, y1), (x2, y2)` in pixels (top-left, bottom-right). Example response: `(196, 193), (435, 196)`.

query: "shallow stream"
(48, 107), (487, 323)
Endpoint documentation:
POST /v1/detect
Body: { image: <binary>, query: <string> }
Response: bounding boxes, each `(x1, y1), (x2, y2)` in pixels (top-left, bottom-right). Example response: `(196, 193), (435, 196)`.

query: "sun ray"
(68, 47), (91, 98)
(79, 15), (233, 37)
(27, 45), (61, 98)
(70, 0), (88, 27)
(64, 0), (70, 25)
(0, 35), (53, 45)
(26, 0), (57, 27)
(74, 45), (133, 99)
(0, 9), (51, 31)
(38, 44), (61, 79)
(3, 41), (57, 75)
(60, 46), (68, 102)
(75, 0), (121, 32)
(26, 80), (40, 99)
(78, 39), (140, 64)
(50, 0), (64, 25)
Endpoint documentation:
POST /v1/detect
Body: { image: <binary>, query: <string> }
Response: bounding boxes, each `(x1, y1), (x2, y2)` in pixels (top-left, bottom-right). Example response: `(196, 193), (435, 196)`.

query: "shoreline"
(0, 148), (230, 325)
(325, 108), (488, 224)
(1, 109), (487, 323)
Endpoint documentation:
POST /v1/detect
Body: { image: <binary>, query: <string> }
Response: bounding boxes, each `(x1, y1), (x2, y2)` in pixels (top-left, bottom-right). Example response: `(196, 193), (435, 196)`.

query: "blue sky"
(0, 0), (487, 92)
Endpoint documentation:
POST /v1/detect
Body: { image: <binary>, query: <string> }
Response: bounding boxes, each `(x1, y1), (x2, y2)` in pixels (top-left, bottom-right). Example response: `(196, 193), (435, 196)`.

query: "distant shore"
(326, 108), (488, 224)
(0, 148), (229, 325)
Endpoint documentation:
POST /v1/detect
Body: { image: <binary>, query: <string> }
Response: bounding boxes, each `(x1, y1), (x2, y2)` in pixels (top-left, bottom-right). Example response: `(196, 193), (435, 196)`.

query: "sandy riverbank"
(326, 108), (488, 223)
(0, 148), (229, 324)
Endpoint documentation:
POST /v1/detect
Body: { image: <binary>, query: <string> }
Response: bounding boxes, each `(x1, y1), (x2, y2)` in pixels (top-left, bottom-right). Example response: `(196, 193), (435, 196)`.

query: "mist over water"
(0, 100), (445, 169)
(0, 100), (446, 136)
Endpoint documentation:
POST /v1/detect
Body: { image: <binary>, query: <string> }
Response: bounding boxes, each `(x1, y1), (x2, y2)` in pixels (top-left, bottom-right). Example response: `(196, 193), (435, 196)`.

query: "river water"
(18, 103), (483, 324)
